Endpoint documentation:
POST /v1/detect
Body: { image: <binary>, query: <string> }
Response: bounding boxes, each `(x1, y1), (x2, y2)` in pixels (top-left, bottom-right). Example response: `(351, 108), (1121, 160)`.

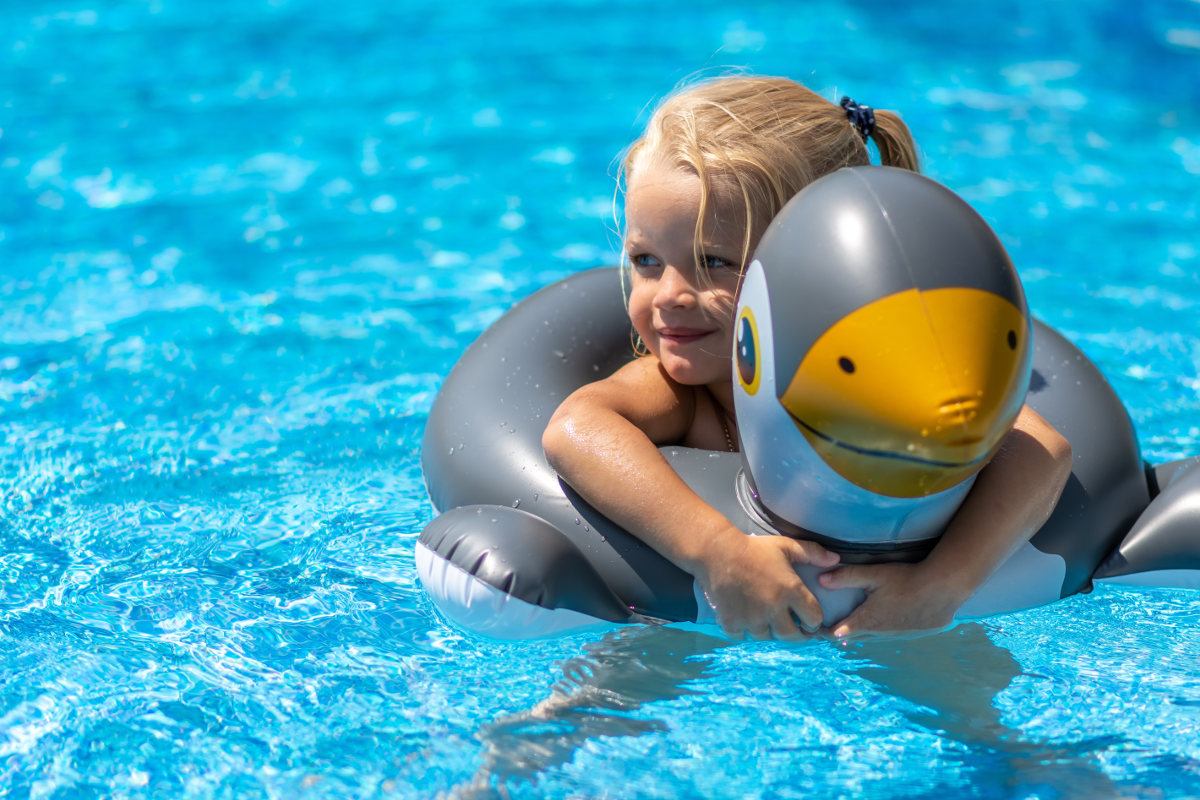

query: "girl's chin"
(659, 357), (728, 387)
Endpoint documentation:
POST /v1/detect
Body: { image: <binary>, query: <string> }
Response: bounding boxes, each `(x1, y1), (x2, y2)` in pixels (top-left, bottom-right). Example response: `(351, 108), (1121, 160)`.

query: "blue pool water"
(2, 0), (1199, 797)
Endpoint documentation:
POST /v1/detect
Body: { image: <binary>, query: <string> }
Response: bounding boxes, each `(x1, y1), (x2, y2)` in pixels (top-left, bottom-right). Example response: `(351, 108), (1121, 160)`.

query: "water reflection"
(450, 623), (1129, 798)
(845, 624), (1127, 797)
(448, 625), (730, 798)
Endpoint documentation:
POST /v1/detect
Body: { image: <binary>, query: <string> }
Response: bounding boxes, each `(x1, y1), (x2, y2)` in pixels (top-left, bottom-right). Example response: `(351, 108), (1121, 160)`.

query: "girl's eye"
(704, 255), (738, 271)
(630, 253), (661, 269)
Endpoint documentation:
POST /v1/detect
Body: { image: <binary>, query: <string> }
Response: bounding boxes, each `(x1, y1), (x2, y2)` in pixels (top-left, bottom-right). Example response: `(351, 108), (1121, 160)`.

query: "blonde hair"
(621, 75), (920, 281)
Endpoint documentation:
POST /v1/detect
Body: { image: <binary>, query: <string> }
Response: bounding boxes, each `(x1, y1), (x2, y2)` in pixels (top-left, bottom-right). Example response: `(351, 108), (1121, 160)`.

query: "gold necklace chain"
(716, 394), (736, 453)
(719, 412), (735, 452)
(704, 386), (736, 453)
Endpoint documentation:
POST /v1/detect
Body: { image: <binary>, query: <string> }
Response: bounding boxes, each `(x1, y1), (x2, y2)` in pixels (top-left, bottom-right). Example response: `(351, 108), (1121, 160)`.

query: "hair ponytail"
(870, 109), (920, 172)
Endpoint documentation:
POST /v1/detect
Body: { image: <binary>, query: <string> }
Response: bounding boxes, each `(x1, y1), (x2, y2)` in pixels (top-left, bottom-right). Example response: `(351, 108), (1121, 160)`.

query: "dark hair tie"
(840, 96), (876, 142)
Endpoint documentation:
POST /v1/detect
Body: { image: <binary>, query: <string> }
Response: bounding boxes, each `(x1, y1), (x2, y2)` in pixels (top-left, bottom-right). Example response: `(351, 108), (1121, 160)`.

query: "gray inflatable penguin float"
(417, 167), (1200, 639)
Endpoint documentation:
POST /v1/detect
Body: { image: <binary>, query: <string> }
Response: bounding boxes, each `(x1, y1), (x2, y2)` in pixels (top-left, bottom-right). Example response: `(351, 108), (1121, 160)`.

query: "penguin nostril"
(939, 397), (980, 425)
(939, 397), (979, 413)
(946, 436), (984, 447)
(838, 357), (855, 374)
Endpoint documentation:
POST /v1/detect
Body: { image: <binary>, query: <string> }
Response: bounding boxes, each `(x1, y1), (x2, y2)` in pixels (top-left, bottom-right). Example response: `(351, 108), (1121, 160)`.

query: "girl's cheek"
(708, 293), (737, 322)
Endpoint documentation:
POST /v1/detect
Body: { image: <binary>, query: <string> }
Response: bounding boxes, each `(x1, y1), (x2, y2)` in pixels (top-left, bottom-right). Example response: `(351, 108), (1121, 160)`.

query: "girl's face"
(624, 163), (749, 387)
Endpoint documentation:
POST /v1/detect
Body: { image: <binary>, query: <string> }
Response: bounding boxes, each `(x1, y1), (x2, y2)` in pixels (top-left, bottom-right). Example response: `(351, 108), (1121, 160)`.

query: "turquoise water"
(2, 0), (1199, 797)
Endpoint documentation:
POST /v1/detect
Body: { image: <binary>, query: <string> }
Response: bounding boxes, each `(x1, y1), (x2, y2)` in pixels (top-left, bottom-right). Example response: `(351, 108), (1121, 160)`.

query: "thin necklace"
(708, 388), (736, 453)
(719, 412), (735, 452)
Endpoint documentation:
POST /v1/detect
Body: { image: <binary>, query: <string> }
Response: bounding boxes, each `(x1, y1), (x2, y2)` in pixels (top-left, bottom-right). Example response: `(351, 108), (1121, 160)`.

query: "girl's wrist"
(675, 516), (744, 579)
(909, 555), (981, 608)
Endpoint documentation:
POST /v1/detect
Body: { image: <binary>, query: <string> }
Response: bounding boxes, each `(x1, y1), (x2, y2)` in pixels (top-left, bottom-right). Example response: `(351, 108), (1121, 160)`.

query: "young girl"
(542, 76), (1073, 642)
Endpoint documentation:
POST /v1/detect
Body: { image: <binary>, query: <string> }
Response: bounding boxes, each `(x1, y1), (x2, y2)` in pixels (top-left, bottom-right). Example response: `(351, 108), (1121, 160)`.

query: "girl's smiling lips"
(657, 325), (716, 344)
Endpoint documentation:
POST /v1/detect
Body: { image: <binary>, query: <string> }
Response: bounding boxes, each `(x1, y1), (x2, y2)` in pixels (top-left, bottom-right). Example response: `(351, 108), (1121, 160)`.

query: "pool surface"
(2, 0), (1199, 797)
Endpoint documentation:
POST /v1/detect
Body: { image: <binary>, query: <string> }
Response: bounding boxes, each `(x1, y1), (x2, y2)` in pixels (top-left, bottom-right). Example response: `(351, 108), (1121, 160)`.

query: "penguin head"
(733, 167), (1032, 520)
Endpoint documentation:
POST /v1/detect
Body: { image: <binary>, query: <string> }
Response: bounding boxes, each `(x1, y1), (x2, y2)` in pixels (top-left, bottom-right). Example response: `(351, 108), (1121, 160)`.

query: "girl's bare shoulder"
(557, 356), (697, 444)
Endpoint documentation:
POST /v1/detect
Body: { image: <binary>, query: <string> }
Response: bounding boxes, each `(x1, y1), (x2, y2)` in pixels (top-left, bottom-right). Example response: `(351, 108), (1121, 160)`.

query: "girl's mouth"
(658, 327), (715, 344)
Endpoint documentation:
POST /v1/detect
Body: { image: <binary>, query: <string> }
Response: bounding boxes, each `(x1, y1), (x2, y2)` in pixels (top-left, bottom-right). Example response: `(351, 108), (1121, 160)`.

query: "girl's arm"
(543, 356), (838, 640)
(817, 404), (1073, 638)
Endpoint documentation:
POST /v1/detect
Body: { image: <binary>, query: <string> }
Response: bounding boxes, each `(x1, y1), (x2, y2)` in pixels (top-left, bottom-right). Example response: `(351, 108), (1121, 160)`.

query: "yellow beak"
(780, 287), (1029, 498)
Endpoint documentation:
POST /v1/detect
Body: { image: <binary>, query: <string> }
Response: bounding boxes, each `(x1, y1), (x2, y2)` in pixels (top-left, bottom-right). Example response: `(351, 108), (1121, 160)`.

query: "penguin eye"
(838, 357), (855, 374)
(736, 307), (761, 395)
(1007, 330), (1017, 350)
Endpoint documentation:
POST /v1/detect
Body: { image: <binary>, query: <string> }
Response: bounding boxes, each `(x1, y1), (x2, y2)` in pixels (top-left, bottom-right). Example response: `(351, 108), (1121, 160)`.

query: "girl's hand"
(816, 562), (970, 640)
(695, 533), (839, 641)
(815, 404), (1072, 641)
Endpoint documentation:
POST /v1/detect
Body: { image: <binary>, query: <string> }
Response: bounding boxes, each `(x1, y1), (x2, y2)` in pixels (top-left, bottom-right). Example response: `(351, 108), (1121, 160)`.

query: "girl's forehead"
(626, 163), (747, 227)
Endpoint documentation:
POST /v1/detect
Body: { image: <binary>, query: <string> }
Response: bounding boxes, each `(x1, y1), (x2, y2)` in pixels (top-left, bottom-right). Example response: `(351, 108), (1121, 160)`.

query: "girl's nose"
(654, 265), (697, 309)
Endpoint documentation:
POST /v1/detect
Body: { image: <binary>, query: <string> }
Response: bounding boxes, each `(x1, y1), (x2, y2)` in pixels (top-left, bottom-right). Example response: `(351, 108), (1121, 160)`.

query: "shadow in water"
(446, 625), (730, 798)
(845, 624), (1128, 798)
(449, 623), (1132, 799)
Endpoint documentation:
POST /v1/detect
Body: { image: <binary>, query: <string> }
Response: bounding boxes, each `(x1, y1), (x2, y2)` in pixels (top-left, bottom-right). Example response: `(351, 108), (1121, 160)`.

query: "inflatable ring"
(417, 168), (1200, 639)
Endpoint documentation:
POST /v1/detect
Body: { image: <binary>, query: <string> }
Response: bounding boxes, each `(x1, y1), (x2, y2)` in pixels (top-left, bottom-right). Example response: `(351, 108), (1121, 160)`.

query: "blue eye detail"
(736, 307), (760, 395)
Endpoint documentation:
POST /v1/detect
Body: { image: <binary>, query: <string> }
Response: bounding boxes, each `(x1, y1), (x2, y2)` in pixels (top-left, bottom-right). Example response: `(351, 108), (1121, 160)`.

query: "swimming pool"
(2, 0), (1198, 796)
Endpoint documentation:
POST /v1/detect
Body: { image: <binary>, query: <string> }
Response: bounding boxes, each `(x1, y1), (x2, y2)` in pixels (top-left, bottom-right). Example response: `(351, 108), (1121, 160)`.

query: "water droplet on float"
(512, 499), (520, 508)
(533, 493), (539, 501)
(574, 517), (581, 525)
(448, 447), (455, 455)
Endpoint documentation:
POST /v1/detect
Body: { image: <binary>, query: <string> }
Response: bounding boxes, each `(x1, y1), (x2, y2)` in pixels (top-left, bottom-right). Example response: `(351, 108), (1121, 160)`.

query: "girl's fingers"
(783, 538), (840, 568)
(746, 623), (772, 641)
(770, 611), (804, 641)
(717, 615), (745, 640)
(818, 565), (880, 591)
(787, 593), (823, 633)
(831, 619), (857, 639)
(829, 605), (874, 639)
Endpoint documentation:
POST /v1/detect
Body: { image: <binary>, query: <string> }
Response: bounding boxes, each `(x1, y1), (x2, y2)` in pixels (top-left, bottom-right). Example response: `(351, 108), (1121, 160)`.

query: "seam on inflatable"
(414, 542), (620, 639)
